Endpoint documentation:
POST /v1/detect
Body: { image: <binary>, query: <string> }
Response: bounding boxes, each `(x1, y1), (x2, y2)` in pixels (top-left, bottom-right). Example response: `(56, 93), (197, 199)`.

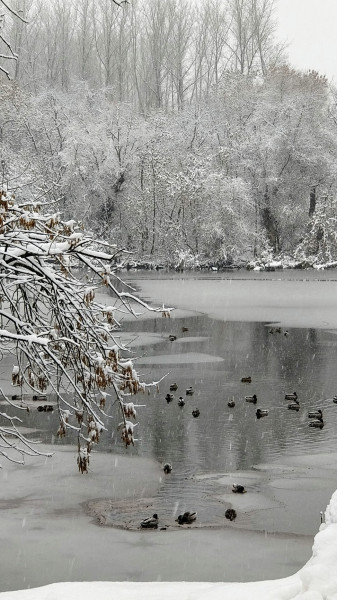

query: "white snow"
(0, 491), (336, 599)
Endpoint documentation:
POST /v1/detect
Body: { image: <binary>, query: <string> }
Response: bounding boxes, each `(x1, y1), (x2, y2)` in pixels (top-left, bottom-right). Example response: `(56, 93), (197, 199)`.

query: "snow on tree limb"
(0, 184), (172, 470)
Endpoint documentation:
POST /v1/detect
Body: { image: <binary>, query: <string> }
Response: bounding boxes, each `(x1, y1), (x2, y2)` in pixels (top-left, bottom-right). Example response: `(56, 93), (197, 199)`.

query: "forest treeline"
(1, 0), (337, 268)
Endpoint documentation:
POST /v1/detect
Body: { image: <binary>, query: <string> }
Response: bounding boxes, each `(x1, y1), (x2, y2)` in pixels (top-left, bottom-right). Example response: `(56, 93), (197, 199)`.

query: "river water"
(2, 270), (337, 589)
(18, 271), (337, 534)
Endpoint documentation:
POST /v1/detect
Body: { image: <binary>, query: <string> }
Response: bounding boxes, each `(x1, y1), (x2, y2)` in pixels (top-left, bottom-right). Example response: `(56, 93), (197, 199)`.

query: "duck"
(140, 514), (159, 528)
(245, 394), (257, 404)
(176, 511), (197, 525)
(186, 386), (194, 395)
(170, 383), (178, 391)
(225, 508), (237, 521)
(256, 408), (269, 418)
(182, 326), (189, 332)
(165, 393), (174, 403)
(37, 404), (54, 412)
(308, 409), (323, 420)
(284, 392), (298, 401)
(163, 463), (172, 474)
(288, 403), (300, 411)
(333, 396), (337, 404)
(241, 376), (251, 383)
(192, 408), (200, 418)
(169, 335), (177, 342)
(227, 399), (235, 408)
(309, 419), (324, 429)
(232, 483), (246, 494)
(178, 397), (185, 407)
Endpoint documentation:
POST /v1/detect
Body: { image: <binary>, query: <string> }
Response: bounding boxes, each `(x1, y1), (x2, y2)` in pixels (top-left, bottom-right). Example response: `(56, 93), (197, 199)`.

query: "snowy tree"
(0, 181), (171, 470)
(0, 0), (28, 79)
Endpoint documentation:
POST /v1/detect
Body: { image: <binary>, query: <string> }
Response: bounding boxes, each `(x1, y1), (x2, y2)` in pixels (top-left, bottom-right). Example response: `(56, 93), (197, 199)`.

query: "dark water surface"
(25, 272), (337, 534)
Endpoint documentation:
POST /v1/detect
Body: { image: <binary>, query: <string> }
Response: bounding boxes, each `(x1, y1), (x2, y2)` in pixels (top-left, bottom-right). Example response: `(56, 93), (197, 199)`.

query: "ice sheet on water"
(136, 352), (224, 365)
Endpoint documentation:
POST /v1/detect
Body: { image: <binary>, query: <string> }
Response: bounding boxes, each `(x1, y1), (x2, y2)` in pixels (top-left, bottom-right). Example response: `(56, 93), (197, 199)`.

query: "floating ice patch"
(269, 478), (328, 492)
(216, 492), (279, 511)
(120, 332), (167, 347)
(136, 352), (224, 365)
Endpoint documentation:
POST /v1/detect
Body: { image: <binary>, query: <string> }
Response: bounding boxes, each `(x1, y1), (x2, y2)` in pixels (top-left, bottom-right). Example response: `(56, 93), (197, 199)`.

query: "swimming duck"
(333, 396), (337, 404)
(227, 399), (235, 408)
(288, 403), (300, 411)
(37, 404), (54, 412)
(285, 392), (298, 401)
(163, 463), (172, 474)
(165, 393), (174, 403)
(308, 409), (323, 420)
(256, 408), (269, 418)
(169, 335), (177, 342)
(170, 383), (178, 391)
(232, 484), (246, 494)
(309, 419), (324, 429)
(178, 397), (185, 407)
(140, 513), (158, 528)
(192, 408), (200, 418)
(245, 394), (257, 404)
(241, 376), (252, 383)
(186, 386), (194, 395)
(176, 511), (197, 525)
(225, 508), (237, 521)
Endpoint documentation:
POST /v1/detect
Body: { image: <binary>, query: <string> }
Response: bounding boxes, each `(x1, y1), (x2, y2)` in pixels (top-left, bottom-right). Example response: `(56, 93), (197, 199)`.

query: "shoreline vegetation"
(116, 257), (337, 274)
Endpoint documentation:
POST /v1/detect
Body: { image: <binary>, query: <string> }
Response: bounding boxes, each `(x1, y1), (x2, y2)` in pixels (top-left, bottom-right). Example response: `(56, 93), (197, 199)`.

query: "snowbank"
(1, 491), (337, 600)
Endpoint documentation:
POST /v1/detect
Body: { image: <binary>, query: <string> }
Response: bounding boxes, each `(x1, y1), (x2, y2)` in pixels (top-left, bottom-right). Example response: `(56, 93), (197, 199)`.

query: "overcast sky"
(276, 0), (337, 83)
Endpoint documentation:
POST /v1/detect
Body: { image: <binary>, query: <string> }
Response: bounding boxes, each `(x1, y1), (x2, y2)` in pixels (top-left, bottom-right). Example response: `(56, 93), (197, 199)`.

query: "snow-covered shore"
(1, 490), (337, 599)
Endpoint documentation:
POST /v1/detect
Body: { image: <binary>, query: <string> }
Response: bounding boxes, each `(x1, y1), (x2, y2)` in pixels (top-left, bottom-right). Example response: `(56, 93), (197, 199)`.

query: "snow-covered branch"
(0, 184), (171, 471)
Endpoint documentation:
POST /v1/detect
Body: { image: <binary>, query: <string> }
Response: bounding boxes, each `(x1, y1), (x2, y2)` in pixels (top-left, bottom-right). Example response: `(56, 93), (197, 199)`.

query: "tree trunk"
(309, 186), (316, 217)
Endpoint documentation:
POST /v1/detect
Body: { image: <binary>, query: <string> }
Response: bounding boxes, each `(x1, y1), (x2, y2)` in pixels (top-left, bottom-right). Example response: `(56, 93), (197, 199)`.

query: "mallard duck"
(192, 408), (200, 418)
(176, 511), (197, 525)
(225, 508), (237, 521)
(186, 386), (194, 395)
(285, 392), (298, 401)
(227, 399), (235, 408)
(170, 383), (178, 391)
(333, 396), (337, 404)
(169, 335), (177, 342)
(245, 394), (257, 404)
(163, 463), (172, 474)
(288, 403), (300, 411)
(178, 397), (185, 407)
(309, 419), (324, 429)
(256, 408), (269, 418)
(308, 409), (323, 420)
(165, 393), (174, 403)
(140, 514), (158, 528)
(232, 483), (246, 494)
(241, 376), (251, 383)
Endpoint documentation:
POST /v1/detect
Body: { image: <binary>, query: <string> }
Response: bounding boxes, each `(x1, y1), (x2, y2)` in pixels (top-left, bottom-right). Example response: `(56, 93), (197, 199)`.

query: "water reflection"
(21, 312), (337, 530)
